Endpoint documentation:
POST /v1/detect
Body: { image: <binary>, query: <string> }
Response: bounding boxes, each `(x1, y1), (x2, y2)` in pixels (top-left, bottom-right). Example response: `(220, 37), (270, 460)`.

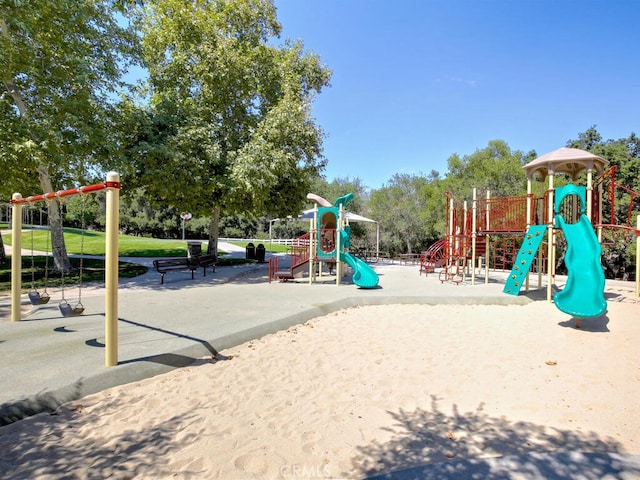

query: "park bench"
(194, 253), (218, 276)
(153, 258), (198, 285)
(152, 253), (218, 285)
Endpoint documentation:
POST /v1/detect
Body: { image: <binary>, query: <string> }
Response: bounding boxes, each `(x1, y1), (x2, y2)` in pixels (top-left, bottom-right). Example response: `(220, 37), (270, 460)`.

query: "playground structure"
(269, 193), (379, 288)
(9, 172), (121, 366)
(421, 147), (640, 307)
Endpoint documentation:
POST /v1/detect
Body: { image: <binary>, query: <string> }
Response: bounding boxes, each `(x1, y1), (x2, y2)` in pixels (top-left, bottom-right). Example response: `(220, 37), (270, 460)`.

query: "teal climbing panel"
(503, 225), (547, 296)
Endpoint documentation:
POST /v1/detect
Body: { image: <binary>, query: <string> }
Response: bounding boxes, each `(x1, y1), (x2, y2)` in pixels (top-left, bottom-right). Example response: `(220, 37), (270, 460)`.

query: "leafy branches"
(126, 0), (331, 253)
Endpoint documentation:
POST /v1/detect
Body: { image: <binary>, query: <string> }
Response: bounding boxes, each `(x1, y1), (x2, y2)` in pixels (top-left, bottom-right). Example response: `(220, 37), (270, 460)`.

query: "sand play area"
(0, 291), (639, 478)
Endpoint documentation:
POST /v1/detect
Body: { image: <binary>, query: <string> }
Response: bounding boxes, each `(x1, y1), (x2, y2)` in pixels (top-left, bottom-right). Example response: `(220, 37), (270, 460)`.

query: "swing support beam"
(10, 172), (121, 367)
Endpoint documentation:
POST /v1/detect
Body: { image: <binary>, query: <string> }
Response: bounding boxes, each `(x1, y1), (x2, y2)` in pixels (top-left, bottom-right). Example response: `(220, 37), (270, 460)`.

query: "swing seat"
(28, 291), (51, 305)
(59, 301), (84, 317)
(72, 303), (85, 315)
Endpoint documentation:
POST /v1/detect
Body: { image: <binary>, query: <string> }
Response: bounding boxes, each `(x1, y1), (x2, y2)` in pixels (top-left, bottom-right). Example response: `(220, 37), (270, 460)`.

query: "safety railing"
(475, 195), (530, 233)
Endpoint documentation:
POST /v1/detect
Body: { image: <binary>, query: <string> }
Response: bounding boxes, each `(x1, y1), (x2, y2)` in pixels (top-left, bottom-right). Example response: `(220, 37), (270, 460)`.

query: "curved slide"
(554, 212), (607, 318)
(340, 252), (379, 289)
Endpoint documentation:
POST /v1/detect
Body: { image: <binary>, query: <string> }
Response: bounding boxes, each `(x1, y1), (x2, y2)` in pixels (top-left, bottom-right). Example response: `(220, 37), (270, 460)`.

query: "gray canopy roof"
(298, 209), (377, 223)
(523, 147), (609, 180)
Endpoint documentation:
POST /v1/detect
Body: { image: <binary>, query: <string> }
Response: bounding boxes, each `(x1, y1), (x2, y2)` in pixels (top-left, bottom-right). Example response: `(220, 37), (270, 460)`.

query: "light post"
(269, 218), (280, 253)
(180, 212), (192, 240)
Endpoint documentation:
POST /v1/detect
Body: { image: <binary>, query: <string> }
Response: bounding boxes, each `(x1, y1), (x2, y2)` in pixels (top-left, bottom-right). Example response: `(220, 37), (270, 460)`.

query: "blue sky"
(274, 0), (640, 189)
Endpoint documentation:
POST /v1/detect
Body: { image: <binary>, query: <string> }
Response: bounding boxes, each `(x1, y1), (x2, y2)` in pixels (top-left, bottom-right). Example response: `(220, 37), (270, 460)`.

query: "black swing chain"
(43, 208), (50, 296)
(29, 208), (36, 290)
(58, 197), (66, 302)
(56, 194), (85, 308)
(77, 193), (86, 306)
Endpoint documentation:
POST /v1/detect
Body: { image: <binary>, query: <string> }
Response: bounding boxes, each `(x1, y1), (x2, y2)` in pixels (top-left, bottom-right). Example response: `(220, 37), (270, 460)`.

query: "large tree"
(567, 126), (640, 194)
(443, 140), (534, 200)
(367, 141), (534, 255)
(0, 0), (139, 271)
(124, 0), (331, 254)
(369, 173), (436, 255)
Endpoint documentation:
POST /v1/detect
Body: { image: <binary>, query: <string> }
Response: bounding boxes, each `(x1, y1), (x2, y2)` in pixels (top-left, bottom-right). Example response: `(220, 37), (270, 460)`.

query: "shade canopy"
(298, 208), (380, 257)
(523, 147), (609, 181)
(298, 208), (377, 223)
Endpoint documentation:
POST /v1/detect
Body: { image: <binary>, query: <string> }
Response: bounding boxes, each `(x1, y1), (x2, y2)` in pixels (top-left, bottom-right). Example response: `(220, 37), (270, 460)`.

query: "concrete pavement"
(1, 252), (639, 479)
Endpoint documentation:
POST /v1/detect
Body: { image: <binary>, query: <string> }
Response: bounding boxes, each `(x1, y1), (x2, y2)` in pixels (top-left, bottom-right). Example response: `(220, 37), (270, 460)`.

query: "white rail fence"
(218, 237), (296, 246)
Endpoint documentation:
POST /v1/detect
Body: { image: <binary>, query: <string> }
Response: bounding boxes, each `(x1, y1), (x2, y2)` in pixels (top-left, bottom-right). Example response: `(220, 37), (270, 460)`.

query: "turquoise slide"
(553, 185), (607, 318)
(340, 251), (379, 289)
(338, 225), (379, 288)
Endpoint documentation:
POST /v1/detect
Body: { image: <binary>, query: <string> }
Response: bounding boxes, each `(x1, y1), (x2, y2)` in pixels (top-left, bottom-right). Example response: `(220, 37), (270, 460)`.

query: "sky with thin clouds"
(274, 0), (640, 189)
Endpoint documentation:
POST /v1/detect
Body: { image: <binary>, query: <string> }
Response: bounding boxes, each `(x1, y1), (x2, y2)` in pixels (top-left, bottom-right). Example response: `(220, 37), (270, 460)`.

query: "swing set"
(26, 205), (51, 306)
(10, 172), (122, 367)
(26, 196), (88, 316)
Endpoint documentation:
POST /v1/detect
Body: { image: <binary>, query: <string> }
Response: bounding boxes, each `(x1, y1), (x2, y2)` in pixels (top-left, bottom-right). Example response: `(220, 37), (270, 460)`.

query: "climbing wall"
(502, 225), (547, 295)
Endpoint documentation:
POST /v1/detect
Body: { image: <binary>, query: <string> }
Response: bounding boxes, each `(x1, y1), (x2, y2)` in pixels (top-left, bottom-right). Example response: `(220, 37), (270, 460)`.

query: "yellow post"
(485, 190), (490, 231)
(11, 193), (23, 322)
(537, 245), (543, 288)
(463, 200), (468, 276)
(526, 178), (532, 227)
(525, 178), (532, 292)
(105, 172), (120, 367)
(471, 188), (477, 285)
(485, 234), (490, 284)
(448, 197), (454, 259)
(336, 204), (343, 286)
(636, 215), (639, 297)
(546, 173), (555, 302)
(586, 166), (593, 221)
(309, 216), (314, 284)
(597, 177), (603, 242)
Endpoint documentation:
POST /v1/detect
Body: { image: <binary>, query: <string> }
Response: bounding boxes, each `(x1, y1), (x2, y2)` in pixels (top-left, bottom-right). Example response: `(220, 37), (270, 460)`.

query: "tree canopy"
(0, 0), (139, 188)
(0, 0), (139, 270)
(118, 0), (331, 253)
(444, 140), (535, 200)
(368, 173), (435, 254)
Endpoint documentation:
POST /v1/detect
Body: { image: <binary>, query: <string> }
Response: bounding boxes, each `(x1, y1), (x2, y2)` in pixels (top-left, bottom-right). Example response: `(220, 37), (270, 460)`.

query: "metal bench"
(152, 258), (198, 285)
(194, 253), (217, 276)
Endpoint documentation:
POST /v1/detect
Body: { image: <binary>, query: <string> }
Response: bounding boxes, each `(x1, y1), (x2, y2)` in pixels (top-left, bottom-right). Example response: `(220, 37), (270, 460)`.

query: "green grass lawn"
(233, 240), (290, 253)
(4, 228), (291, 255)
(5, 228), (193, 257)
(0, 256), (148, 293)
(0, 229), (262, 293)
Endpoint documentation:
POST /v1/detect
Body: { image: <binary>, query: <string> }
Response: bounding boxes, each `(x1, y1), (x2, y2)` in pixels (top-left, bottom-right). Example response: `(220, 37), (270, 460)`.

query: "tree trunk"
(38, 165), (72, 273)
(2, 19), (71, 273)
(207, 206), (220, 256)
(0, 232), (6, 264)
(405, 238), (412, 254)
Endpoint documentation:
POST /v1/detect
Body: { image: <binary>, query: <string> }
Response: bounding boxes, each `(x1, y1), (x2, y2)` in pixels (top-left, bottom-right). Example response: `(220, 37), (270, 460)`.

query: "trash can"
(187, 241), (202, 258)
(255, 243), (266, 262)
(245, 242), (256, 260)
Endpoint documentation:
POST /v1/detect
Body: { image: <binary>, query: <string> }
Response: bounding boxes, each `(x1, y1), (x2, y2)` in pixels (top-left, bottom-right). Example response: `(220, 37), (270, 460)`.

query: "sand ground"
(0, 291), (638, 479)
